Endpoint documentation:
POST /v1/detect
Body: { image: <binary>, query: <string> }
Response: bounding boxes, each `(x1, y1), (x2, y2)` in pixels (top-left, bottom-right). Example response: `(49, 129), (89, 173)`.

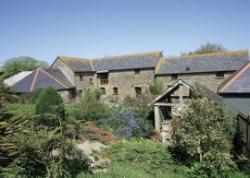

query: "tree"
(2, 56), (48, 79)
(149, 79), (164, 95)
(182, 42), (226, 55)
(172, 89), (237, 177)
(35, 87), (65, 129)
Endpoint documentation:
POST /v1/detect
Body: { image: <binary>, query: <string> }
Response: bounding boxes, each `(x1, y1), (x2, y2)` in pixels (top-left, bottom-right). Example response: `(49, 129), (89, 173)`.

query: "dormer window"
(98, 73), (109, 85)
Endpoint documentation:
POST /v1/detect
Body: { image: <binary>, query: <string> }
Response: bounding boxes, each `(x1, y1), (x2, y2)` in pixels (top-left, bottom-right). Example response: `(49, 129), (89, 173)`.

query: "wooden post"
(154, 105), (161, 132)
(179, 84), (184, 106)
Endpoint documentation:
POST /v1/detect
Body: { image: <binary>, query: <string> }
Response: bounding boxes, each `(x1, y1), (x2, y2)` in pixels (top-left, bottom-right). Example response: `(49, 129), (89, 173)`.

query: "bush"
(149, 79), (164, 95)
(18, 90), (42, 104)
(102, 109), (153, 139)
(35, 87), (65, 119)
(123, 93), (153, 120)
(73, 88), (111, 121)
(172, 89), (237, 177)
(2, 130), (90, 178)
(0, 80), (18, 106)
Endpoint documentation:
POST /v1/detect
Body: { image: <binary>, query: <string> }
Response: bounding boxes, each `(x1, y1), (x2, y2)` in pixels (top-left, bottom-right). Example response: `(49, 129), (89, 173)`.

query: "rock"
(89, 157), (112, 173)
(51, 149), (60, 157)
(76, 140), (93, 156)
(76, 140), (107, 155)
(76, 140), (111, 173)
(89, 141), (107, 152)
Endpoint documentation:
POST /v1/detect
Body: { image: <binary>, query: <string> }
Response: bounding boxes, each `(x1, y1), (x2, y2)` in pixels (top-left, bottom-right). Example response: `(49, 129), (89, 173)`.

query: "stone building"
(9, 49), (249, 105)
(155, 50), (249, 92)
(51, 51), (162, 103)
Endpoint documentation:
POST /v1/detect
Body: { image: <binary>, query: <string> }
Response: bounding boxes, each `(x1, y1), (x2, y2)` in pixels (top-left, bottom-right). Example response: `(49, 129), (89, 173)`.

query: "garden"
(0, 81), (250, 178)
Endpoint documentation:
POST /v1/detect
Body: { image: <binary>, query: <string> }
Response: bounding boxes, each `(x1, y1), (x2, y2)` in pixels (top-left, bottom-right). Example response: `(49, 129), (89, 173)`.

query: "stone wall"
(74, 72), (96, 96)
(58, 89), (76, 103)
(51, 59), (75, 85)
(156, 71), (234, 92)
(97, 69), (155, 103)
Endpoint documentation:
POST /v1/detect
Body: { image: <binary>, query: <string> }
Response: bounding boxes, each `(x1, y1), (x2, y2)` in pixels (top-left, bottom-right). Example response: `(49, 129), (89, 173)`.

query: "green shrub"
(172, 89), (237, 177)
(18, 90), (42, 104)
(149, 78), (164, 95)
(2, 129), (90, 178)
(35, 87), (65, 118)
(3, 103), (35, 118)
(0, 80), (18, 106)
(73, 88), (111, 121)
(123, 93), (153, 120)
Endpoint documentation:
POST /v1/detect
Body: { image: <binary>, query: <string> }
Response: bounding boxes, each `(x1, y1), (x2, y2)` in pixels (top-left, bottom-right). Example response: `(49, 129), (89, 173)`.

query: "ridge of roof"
(166, 50), (248, 60)
(94, 51), (162, 61)
(30, 68), (40, 92)
(41, 69), (70, 89)
(28, 68), (72, 92)
(57, 56), (91, 63)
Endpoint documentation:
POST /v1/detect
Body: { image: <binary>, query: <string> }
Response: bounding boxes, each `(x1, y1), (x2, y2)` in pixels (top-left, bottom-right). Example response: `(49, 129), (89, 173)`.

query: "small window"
(186, 66), (190, 71)
(171, 74), (178, 80)
(79, 74), (84, 81)
(100, 87), (106, 95)
(90, 78), (94, 84)
(216, 72), (225, 79)
(113, 87), (118, 95)
(134, 69), (140, 74)
(135, 87), (142, 97)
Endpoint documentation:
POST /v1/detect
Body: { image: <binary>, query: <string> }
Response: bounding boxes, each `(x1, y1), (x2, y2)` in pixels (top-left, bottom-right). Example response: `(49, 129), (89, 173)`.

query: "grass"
(76, 139), (250, 178)
(3, 103), (35, 117)
(77, 163), (186, 178)
(77, 139), (190, 178)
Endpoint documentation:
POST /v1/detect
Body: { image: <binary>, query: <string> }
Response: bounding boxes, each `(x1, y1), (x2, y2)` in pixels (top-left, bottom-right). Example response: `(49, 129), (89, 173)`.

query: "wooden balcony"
(100, 79), (109, 85)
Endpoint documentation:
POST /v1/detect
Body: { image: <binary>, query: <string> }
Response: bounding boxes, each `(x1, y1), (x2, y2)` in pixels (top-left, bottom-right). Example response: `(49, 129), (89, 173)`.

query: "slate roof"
(155, 50), (249, 75)
(4, 71), (32, 87)
(93, 51), (162, 71)
(218, 62), (250, 93)
(55, 51), (162, 72)
(13, 68), (74, 93)
(57, 56), (94, 72)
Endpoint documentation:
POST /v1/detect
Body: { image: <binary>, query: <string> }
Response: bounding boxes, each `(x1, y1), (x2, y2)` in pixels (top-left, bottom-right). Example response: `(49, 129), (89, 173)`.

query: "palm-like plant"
(0, 110), (30, 169)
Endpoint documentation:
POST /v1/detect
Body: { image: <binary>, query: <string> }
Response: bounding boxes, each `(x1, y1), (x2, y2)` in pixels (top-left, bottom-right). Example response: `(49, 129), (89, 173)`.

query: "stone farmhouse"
(12, 50), (249, 103)
(49, 50), (249, 101)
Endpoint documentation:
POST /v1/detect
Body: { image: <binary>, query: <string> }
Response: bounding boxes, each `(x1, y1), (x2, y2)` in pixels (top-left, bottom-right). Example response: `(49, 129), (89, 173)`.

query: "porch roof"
(149, 79), (224, 106)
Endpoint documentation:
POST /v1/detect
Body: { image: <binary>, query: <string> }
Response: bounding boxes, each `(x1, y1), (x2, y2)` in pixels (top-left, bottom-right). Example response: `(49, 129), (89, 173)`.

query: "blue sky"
(0, 0), (250, 65)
